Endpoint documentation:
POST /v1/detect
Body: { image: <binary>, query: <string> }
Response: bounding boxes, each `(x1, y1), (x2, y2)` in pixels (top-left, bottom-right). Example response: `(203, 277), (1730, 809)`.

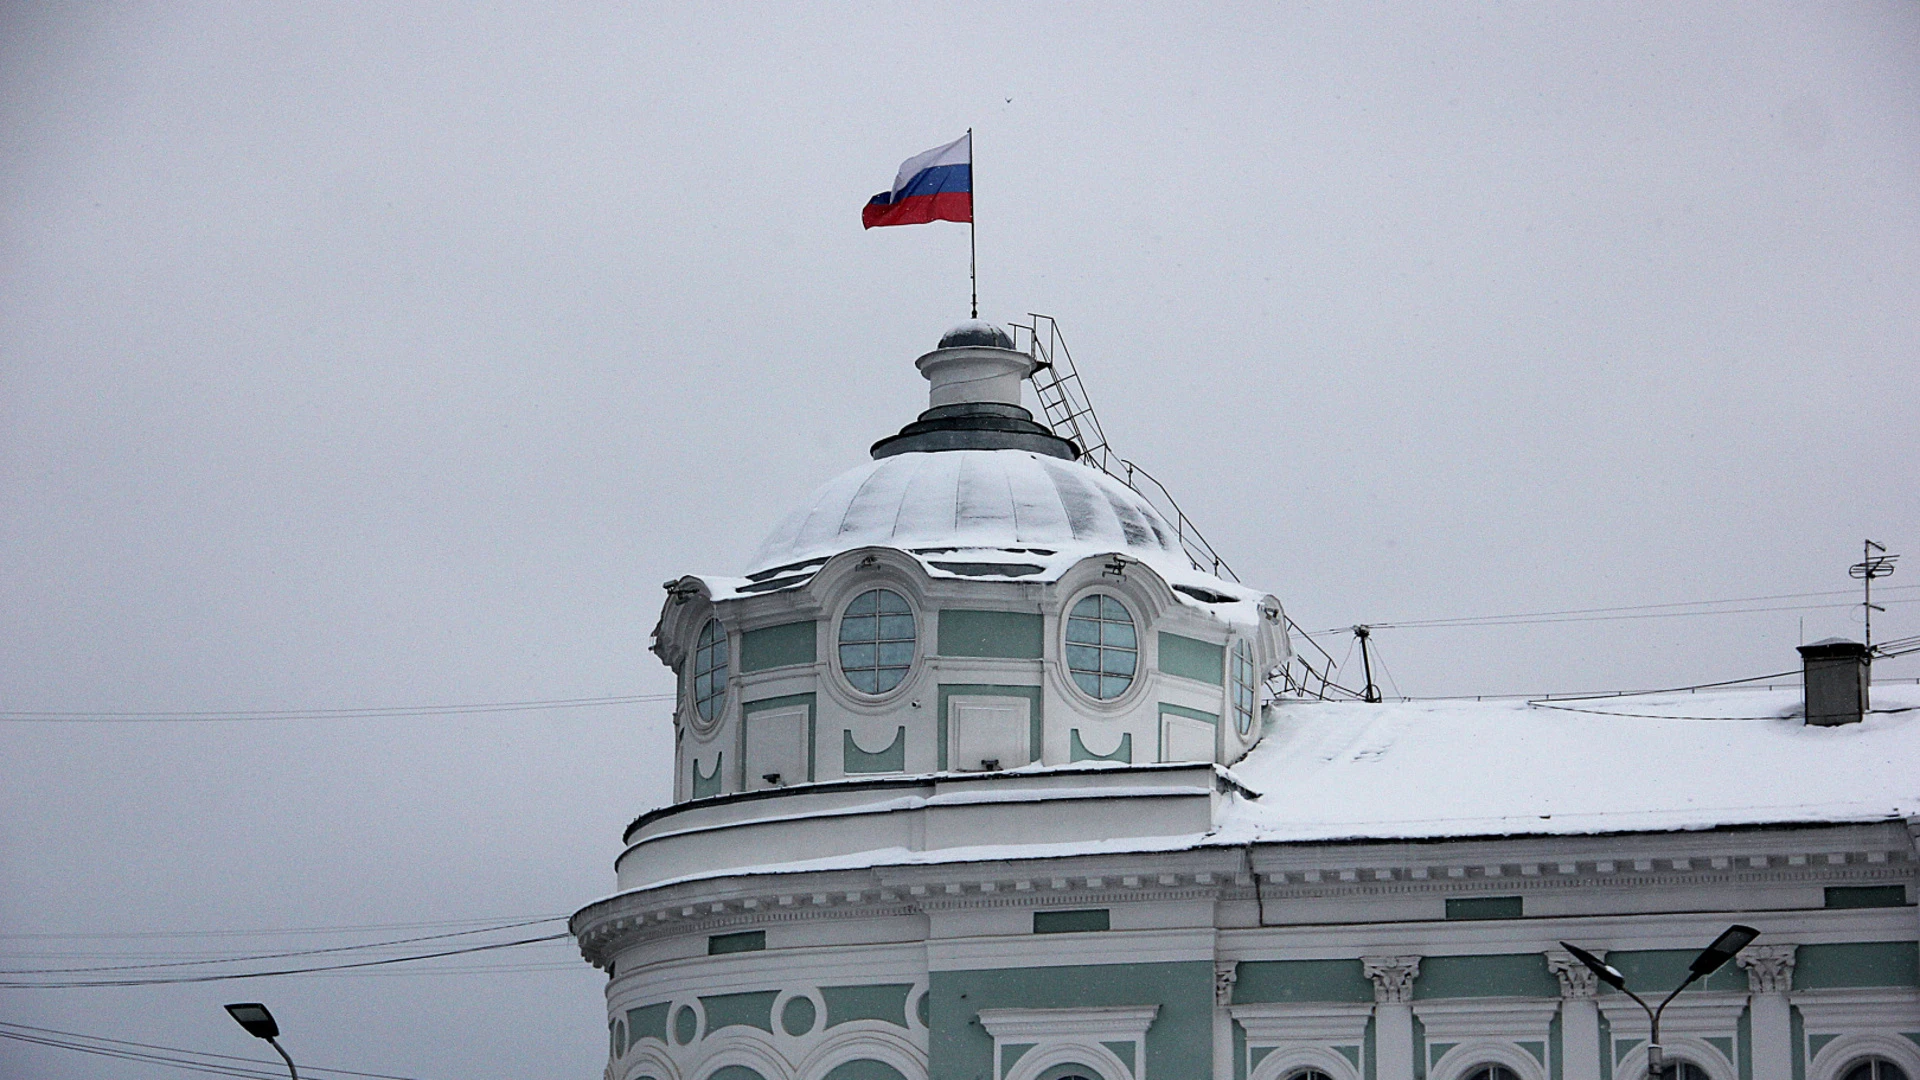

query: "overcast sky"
(3, 3), (1917, 1078)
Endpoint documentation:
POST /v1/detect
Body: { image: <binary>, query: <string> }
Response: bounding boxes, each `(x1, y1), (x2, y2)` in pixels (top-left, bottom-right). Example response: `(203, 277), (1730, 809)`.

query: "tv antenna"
(1849, 539), (1898, 651)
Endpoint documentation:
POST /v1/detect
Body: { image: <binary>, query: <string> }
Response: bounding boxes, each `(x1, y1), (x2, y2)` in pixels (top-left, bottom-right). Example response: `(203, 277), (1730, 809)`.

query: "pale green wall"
(929, 961), (1212, 1080)
(1160, 632), (1224, 684)
(937, 609), (1044, 658)
(741, 621), (817, 672)
(843, 726), (906, 773)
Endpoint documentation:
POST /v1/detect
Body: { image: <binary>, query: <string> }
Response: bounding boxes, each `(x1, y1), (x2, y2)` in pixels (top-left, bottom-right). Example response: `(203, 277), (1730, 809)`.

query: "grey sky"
(3, 4), (1917, 1078)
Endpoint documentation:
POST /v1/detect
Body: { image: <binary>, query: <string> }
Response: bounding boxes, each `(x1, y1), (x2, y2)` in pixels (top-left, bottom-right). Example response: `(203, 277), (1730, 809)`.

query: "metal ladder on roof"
(1009, 313), (1359, 703)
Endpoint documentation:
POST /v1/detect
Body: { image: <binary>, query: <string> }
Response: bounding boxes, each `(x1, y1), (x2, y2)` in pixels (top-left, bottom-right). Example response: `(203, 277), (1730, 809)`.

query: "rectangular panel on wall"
(1159, 632), (1225, 684)
(740, 621), (816, 672)
(937, 609), (1045, 658)
(743, 705), (808, 789)
(948, 696), (1028, 772)
(1161, 715), (1215, 763)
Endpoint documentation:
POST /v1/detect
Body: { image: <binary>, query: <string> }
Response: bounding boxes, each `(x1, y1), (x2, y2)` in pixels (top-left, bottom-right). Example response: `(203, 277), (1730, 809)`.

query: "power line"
(1313, 585), (1920, 635)
(0, 1021), (438, 1080)
(0, 913), (565, 940)
(0, 932), (570, 988)
(0, 693), (673, 724)
(0, 916), (563, 975)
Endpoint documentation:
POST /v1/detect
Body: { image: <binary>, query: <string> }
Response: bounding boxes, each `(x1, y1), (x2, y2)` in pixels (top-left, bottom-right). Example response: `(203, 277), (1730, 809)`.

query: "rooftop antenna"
(1850, 539), (1898, 651)
(1354, 626), (1383, 703)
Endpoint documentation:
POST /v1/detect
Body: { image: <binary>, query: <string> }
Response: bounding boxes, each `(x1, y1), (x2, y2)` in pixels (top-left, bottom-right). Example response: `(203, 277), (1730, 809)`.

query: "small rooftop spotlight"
(224, 1003), (298, 1080)
(1560, 925), (1759, 1077)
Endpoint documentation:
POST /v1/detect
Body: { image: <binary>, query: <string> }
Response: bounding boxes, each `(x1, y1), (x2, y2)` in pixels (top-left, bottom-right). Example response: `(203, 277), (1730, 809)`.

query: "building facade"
(572, 324), (1920, 1080)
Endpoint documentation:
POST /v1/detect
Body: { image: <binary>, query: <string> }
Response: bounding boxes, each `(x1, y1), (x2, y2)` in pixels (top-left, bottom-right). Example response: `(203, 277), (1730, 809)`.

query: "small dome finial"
(938, 321), (1014, 350)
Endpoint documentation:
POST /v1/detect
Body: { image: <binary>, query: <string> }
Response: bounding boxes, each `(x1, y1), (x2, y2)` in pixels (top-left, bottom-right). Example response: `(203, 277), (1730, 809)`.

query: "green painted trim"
(710, 1068), (769, 1080)
(1551, 1011), (1565, 1080)
(936, 684), (1042, 771)
(1104, 1041), (1137, 1073)
(1738, 1006), (1752, 1080)
(1825, 885), (1909, 909)
(843, 726), (906, 773)
(1234, 959), (1374, 1004)
(928, 961), (1212, 1080)
(821, 983), (913, 1029)
(740, 621), (816, 672)
(915, 991), (929, 1027)
(1706, 1037), (1734, 1063)
(707, 930), (765, 955)
(780, 995), (816, 1037)
(1070, 728), (1132, 763)
(937, 609), (1044, 658)
(1034, 908), (1110, 934)
(699, 990), (777, 1034)
(1599, 1009), (1614, 1080)
(1415, 1015), (1428, 1080)
(1793, 942), (1919, 989)
(1445, 896), (1524, 920)
(1003, 1044), (1036, 1071)
(743, 693), (816, 783)
(1616, 1040), (1644, 1066)
(1519, 1041), (1547, 1066)
(1432, 1044), (1459, 1065)
(1365, 1014), (1378, 1080)
(1159, 631), (1225, 684)
(1235, 1021), (1249, 1080)
(627, 1003), (670, 1045)
(1337, 1046), (1361, 1069)
(1791, 1006), (1805, 1080)
(1251, 1046), (1275, 1071)
(692, 753), (723, 799)
(674, 1005), (698, 1045)
(1905, 1034), (1920, 1049)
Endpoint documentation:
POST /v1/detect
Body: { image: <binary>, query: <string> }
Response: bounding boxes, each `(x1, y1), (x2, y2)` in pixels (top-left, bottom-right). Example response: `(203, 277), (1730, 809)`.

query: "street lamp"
(1559, 926), (1759, 1078)
(224, 1002), (298, 1080)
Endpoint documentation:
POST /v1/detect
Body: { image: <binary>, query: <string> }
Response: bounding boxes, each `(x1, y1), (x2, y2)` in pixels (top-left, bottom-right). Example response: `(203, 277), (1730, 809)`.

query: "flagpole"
(968, 127), (977, 320)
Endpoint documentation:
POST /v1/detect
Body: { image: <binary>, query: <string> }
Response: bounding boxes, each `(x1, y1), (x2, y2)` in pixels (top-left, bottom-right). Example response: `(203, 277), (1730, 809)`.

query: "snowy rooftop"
(1218, 684), (1920, 843)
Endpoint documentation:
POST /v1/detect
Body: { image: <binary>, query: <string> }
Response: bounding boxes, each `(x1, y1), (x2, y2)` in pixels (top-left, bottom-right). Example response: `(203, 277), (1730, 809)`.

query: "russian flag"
(862, 133), (971, 229)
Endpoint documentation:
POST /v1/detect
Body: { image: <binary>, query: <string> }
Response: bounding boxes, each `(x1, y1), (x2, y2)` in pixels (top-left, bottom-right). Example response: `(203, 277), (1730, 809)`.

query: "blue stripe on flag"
(872, 163), (971, 205)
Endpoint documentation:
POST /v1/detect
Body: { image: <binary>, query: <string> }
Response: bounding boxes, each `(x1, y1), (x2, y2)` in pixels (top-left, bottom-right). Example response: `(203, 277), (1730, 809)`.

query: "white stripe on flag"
(889, 133), (970, 197)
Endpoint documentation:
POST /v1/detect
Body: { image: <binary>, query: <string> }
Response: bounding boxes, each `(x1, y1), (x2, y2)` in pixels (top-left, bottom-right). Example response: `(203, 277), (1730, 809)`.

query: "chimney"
(1798, 638), (1869, 726)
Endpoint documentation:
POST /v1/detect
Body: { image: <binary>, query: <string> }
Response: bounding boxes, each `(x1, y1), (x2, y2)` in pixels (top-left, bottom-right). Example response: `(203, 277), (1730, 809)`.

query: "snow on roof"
(1220, 684), (1920, 843)
(748, 449), (1189, 575)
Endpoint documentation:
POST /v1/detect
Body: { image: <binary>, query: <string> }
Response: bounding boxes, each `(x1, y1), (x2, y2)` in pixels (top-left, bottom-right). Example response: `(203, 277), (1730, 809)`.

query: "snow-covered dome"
(748, 449), (1188, 575)
(938, 320), (1015, 350)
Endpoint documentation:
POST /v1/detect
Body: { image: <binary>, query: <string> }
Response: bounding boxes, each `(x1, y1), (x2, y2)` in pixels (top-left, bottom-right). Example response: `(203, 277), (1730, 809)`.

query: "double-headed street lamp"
(1559, 926), (1760, 1078)
(224, 1002), (298, 1080)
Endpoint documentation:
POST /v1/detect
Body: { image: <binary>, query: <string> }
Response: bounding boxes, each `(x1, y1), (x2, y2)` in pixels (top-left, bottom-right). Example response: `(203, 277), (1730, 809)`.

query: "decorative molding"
(1412, 998), (1560, 1042)
(1215, 961), (1238, 1006)
(1546, 948), (1602, 1000)
(1735, 944), (1797, 994)
(1790, 987), (1920, 1032)
(1230, 1002), (1374, 1045)
(980, 1006), (1158, 1080)
(1362, 956), (1421, 1004)
(1806, 1029), (1920, 1080)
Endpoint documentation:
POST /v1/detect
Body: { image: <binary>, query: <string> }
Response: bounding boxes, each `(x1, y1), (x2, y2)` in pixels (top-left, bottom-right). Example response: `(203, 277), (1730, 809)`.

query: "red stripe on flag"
(862, 191), (972, 229)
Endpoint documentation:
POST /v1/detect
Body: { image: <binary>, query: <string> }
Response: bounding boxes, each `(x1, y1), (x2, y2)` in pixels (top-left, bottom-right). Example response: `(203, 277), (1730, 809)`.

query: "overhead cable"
(1314, 584), (1919, 635)
(0, 693), (673, 724)
(0, 1021), (437, 1080)
(0, 932), (570, 988)
(0, 916), (563, 975)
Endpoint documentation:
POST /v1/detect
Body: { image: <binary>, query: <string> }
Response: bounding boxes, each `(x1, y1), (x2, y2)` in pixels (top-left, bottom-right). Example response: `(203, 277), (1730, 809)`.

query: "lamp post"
(224, 1002), (298, 1080)
(1559, 926), (1759, 1078)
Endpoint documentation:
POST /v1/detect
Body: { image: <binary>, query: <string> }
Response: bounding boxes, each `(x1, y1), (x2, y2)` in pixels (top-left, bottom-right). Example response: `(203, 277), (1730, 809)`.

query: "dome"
(937, 320), (1015, 350)
(748, 449), (1187, 575)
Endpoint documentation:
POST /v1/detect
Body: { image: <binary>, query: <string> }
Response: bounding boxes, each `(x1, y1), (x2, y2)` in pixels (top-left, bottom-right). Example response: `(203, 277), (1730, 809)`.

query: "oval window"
(693, 619), (728, 721)
(839, 588), (916, 694)
(1231, 639), (1257, 735)
(1065, 594), (1137, 700)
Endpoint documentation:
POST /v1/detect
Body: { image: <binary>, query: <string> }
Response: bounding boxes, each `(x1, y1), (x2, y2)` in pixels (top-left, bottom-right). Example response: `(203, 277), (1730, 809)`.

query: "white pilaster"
(1738, 945), (1797, 1080)
(1365, 956), (1421, 1080)
(1548, 949), (1604, 1080)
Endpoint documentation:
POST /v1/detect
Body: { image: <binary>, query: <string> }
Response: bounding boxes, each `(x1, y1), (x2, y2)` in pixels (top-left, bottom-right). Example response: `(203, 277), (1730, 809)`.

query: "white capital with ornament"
(1738, 945), (1797, 1080)
(1364, 957), (1421, 1080)
(1547, 950), (1604, 1080)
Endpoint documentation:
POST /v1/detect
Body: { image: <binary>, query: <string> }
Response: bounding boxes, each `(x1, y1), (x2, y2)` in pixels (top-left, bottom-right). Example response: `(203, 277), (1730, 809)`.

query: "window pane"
(876, 589), (911, 613)
(1101, 595), (1129, 621)
(874, 667), (908, 692)
(846, 668), (879, 694)
(838, 616), (873, 643)
(1100, 675), (1129, 699)
(1073, 671), (1103, 696)
(1102, 649), (1136, 676)
(1071, 595), (1103, 619)
(878, 614), (916, 640)
(1066, 644), (1101, 672)
(1066, 618), (1101, 644)
(1102, 622), (1136, 649)
(846, 591), (878, 615)
(877, 641), (914, 666)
